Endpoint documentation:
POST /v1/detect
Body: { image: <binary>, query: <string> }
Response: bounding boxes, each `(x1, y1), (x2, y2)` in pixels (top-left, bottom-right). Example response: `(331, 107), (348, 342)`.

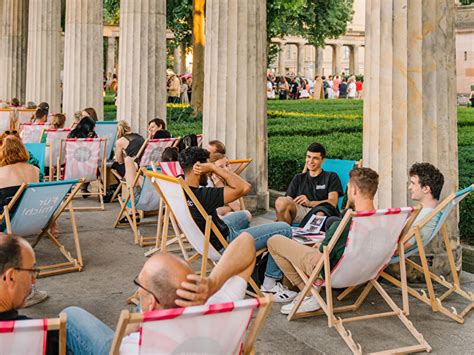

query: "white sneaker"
(280, 295), (321, 315)
(261, 282), (298, 303)
(23, 286), (49, 308)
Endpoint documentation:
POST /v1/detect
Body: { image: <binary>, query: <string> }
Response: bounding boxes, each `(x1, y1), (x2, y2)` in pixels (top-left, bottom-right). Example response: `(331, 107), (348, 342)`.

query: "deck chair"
(377, 184), (474, 324)
(20, 122), (51, 144)
(196, 133), (203, 147)
(95, 121), (118, 160)
(110, 297), (272, 355)
(0, 108), (14, 133)
(43, 128), (71, 180)
(24, 143), (46, 179)
(59, 138), (107, 211)
(228, 159), (252, 175)
(0, 180), (84, 277)
(137, 137), (179, 167)
(0, 313), (67, 355)
(16, 108), (36, 124)
(286, 206), (432, 354)
(143, 170), (264, 297)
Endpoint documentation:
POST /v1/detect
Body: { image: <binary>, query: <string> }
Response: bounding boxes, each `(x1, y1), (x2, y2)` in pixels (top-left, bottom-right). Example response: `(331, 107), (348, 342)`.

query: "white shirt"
(347, 82), (356, 97)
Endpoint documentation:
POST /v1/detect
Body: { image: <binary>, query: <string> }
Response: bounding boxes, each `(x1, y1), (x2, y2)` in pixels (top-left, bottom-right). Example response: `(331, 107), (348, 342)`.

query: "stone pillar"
(204, 0), (268, 211)
(278, 41), (285, 75)
(296, 43), (305, 76)
(364, 0), (459, 275)
(349, 44), (360, 75)
(0, 0), (28, 102)
(63, 0), (103, 123)
(25, 0), (62, 113)
(173, 45), (181, 74)
(314, 46), (324, 77)
(333, 44), (343, 75)
(106, 36), (117, 78)
(179, 43), (187, 74)
(117, 0), (167, 135)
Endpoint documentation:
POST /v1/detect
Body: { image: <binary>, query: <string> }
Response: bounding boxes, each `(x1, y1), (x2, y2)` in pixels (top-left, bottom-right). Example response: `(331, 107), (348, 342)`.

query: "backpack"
(177, 134), (199, 151)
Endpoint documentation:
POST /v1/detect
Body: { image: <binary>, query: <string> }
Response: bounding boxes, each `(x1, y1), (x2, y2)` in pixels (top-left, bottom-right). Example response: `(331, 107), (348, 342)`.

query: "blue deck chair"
(0, 179), (85, 277)
(95, 121), (118, 160)
(24, 143), (46, 179)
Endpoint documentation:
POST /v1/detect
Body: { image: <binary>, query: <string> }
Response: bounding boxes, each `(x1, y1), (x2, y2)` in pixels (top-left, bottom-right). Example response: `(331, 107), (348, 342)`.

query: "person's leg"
(63, 306), (114, 355)
(222, 210), (251, 236)
(275, 196), (298, 224)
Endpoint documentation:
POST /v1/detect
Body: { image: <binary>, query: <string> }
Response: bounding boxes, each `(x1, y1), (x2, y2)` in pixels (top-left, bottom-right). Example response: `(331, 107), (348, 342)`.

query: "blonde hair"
(0, 136), (30, 167)
(117, 120), (132, 138)
(51, 113), (66, 129)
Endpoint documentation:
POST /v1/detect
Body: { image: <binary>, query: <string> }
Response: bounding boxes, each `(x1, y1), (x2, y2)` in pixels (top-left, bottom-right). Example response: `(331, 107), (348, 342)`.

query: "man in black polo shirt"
(275, 142), (344, 225)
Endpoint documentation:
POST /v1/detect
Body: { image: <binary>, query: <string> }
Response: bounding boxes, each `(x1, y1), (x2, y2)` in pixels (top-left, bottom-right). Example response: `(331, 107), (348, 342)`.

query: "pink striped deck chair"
(287, 207), (432, 354)
(43, 128), (71, 180)
(196, 133), (203, 147)
(16, 108), (36, 124)
(59, 138), (107, 210)
(0, 109), (14, 133)
(0, 314), (66, 355)
(110, 297), (272, 355)
(138, 138), (178, 167)
(228, 159), (252, 175)
(20, 122), (51, 143)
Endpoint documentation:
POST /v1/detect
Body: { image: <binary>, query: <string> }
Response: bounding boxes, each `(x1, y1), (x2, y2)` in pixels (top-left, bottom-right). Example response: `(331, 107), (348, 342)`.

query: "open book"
(292, 215), (327, 244)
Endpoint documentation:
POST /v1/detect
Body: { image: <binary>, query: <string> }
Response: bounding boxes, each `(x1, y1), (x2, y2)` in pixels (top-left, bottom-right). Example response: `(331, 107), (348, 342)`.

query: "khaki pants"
(267, 235), (322, 289)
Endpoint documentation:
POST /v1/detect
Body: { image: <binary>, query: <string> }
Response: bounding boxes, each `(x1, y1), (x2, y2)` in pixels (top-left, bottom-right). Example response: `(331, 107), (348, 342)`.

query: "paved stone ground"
(21, 198), (474, 354)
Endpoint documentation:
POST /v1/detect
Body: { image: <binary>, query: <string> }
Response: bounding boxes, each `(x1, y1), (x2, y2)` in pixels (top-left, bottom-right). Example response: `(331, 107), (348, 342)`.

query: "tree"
(104, 0), (120, 25)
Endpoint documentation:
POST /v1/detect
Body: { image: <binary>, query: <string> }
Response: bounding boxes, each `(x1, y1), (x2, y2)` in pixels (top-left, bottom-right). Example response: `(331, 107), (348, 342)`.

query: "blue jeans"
(63, 306), (114, 355)
(222, 211), (292, 280)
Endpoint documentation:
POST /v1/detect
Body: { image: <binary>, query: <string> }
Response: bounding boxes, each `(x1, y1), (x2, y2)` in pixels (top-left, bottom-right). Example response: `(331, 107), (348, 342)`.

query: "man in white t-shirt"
(62, 232), (256, 355)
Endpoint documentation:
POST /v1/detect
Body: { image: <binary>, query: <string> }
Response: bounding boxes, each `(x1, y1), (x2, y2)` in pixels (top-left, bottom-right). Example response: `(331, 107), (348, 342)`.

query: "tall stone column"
(364, 0), (459, 275)
(333, 44), (343, 75)
(204, 0), (268, 211)
(63, 0), (103, 123)
(179, 43), (187, 74)
(173, 45), (181, 74)
(278, 41), (285, 75)
(117, 0), (167, 135)
(314, 46), (324, 77)
(26, 0), (61, 113)
(349, 44), (360, 75)
(296, 43), (305, 76)
(0, 0), (28, 102)
(106, 36), (117, 77)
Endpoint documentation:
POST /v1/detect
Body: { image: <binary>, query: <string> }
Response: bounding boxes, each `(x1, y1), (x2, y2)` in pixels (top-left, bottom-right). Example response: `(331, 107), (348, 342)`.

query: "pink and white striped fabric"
(63, 138), (102, 182)
(196, 134), (203, 147)
(20, 122), (51, 144)
(0, 318), (47, 355)
(137, 298), (259, 354)
(328, 207), (414, 288)
(0, 110), (14, 134)
(139, 138), (177, 167)
(158, 161), (184, 177)
(44, 128), (71, 167)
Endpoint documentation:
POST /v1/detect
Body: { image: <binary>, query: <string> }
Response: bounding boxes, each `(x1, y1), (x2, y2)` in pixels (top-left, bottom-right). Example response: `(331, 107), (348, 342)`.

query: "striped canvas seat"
(139, 138), (178, 167)
(20, 122), (51, 143)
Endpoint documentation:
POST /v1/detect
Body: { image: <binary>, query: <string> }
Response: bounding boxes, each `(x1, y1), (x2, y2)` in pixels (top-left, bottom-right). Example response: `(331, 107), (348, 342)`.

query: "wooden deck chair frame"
(58, 138), (107, 211)
(0, 180), (85, 277)
(109, 296), (272, 355)
(15, 108), (36, 124)
(144, 170), (264, 297)
(42, 128), (72, 181)
(286, 207), (433, 354)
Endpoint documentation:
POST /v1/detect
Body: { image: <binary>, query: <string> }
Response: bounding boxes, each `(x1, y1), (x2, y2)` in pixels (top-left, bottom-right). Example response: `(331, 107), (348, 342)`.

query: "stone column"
(173, 45), (181, 74)
(314, 46), (324, 77)
(25, 0), (61, 113)
(333, 44), (343, 75)
(296, 43), (305, 76)
(364, 0), (459, 275)
(349, 44), (360, 75)
(117, 0), (167, 135)
(179, 43), (187, 74)
(278, 41), (285, 75)
(204, 0), (268, 211)
(0, 0), (28, 102)
(63, 0), (103, 123)
(106, 36), (117, 78)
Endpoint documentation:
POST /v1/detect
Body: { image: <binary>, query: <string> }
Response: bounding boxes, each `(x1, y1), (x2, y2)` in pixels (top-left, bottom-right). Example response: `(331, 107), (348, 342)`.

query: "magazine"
(292, 233), (326, 245)
(291, 215), (327, 236)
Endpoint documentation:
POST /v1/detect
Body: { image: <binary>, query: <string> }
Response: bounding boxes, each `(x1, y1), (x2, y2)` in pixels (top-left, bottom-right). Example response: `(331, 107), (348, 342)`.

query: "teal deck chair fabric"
(24, 143), (46, 178)
(321, 159), (357, 210)
(95, 121), (118, 160)
(126, 166), (161, 212)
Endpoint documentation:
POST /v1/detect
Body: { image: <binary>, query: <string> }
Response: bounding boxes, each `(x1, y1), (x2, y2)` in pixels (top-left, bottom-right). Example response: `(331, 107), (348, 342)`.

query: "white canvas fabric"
(20, 123), (51, 144)
(63, 139), (102, 182)
(152, 176), (221, 261)
(0, 110), (13, 132)
(330, 208), (412, 288)
(139, 138), (177, 167)
(0, 318), (47, 355)
(44, 129), (71, 168)
(16, 109), (35, 124)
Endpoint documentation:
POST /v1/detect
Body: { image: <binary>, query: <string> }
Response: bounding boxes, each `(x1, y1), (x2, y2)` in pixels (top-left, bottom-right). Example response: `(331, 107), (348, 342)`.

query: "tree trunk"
(191, 0), (205, 116)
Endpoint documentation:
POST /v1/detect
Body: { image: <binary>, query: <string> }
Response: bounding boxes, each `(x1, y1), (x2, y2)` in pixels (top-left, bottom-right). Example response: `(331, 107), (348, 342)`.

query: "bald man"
(63, 232), (256, 354)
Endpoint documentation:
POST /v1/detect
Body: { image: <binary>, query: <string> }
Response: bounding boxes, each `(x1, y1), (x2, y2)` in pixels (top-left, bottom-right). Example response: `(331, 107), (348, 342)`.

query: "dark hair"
(38, 102), (49, 114)
(152, 129), (171, 139)
(307, 142), (326, 158)
(409, 162), (444, 200)
(149, 118), (166, 130)
(68, 116), (96, 139)
(161, 147), (179, 162)
(349, 167), (379, 198)
(0, 235), (23, 276)
(83, 107), (98, 122)
(179, 147), (209, 173)
(208, 140), (226, 154)
(35, 108), (48, 120)
(10, 98), (20, 107)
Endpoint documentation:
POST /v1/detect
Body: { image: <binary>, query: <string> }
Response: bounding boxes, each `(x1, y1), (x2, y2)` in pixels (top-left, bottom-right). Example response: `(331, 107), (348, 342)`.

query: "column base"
(243, 191), (269, 213)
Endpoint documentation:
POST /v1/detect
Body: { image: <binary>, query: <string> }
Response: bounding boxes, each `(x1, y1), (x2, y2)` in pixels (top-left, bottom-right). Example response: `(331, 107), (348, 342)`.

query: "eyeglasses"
(14, 267), (41, 278)
(133, 276), (160, 305)
(3, 130), (18, 135)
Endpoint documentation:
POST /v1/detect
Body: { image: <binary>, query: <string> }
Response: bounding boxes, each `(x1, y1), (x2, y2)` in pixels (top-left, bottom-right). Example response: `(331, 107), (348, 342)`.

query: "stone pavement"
(22, 199), (473, 354)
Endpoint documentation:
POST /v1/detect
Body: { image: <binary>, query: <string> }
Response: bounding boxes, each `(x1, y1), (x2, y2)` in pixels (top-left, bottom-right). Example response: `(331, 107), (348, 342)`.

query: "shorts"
(206, 276), (247, 305)
(294, 204), (312, 225)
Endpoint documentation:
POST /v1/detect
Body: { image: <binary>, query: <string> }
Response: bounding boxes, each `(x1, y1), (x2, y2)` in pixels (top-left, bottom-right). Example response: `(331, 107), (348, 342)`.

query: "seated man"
(207, 139), (226, 155)
(404, 162), (444, 250)
(268, 167), (378, 314)
(275, 142), (344, 226)
(63, 232), (257, 354)
(148, 118), (172, 139)
(0, 235), (58, 354)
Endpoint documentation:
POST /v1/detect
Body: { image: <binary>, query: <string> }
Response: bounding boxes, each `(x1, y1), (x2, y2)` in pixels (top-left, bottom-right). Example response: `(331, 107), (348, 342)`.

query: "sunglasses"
(3, 130), (18, 135)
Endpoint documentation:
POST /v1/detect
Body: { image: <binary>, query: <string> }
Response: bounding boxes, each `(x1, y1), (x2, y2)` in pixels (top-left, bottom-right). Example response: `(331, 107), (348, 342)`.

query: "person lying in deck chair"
(179, 147), (297, 302)
(0, 235), (59, 355)
(62, 232), (257, 355)
(268, 167), (378, 314)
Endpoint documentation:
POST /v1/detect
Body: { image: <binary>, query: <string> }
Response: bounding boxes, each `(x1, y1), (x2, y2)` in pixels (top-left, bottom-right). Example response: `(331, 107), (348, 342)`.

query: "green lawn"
(104, 96), (474, 244)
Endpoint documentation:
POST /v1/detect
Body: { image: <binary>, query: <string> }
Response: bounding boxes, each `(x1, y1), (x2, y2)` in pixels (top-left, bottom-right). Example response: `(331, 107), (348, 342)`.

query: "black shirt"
(187, 187), (229, 250)
(0, 309), (59, 355)
(286, 170), (344, 206)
